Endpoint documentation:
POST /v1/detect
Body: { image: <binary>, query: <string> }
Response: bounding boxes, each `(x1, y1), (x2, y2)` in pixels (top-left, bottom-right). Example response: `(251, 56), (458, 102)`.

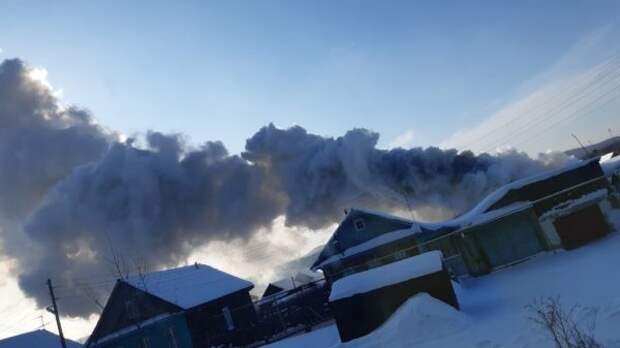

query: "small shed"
(328, 251), (458, 342)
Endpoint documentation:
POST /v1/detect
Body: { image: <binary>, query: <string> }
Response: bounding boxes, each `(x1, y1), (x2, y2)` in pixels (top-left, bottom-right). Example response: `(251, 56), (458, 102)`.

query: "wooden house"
(87, 263), (257, 348)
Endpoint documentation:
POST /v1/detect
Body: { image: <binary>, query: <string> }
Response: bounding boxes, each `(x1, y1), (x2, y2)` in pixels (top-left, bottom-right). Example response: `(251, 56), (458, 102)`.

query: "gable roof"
(0, 330), (82, 348)
(310, 208), (414, 269)
(122, 263), (253, 309)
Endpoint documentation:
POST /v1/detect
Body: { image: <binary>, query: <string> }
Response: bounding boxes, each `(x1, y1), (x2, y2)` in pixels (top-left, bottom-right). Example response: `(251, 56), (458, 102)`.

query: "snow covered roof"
(329, 251), (444, 302)
(0, 330), (82, 348)
(600, 153), (620, 176)
(123, 263), (253, 309)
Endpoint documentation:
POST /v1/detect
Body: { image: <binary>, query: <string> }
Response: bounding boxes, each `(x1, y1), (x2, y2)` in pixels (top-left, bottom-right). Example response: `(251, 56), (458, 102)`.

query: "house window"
(140, 337), (151, 348)
(125, 300), (138, 320)
(354, 218), (366, 231)
(168, 327), (178, 348)
(222, 306), (235, 331)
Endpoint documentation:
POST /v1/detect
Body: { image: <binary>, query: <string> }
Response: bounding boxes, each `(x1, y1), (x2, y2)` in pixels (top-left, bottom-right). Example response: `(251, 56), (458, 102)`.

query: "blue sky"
(2, 0), (620, 155)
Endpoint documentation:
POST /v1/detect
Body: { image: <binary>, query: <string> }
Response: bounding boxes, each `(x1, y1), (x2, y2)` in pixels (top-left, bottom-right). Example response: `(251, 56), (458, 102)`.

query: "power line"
(498, 79), (620, 151)
(477, 68), (620, 153)
(458, 54), (620, 152)
(450, 54), (620, 154)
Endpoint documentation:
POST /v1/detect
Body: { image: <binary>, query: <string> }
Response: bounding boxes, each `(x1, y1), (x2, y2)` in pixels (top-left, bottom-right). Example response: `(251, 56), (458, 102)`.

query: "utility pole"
(46, 279), (67, 348)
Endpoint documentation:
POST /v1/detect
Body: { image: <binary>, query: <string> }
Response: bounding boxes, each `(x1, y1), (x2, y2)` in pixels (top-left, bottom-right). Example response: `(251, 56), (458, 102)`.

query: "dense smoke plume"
(0, 58), (568, 317)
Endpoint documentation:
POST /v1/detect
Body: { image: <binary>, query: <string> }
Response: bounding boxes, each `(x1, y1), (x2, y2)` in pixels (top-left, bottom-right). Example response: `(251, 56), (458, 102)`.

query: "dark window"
(354, 218), (366, 231)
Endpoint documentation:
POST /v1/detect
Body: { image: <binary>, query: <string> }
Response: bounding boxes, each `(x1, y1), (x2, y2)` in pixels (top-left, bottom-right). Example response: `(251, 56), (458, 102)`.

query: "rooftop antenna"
(571, 133), (589, 158)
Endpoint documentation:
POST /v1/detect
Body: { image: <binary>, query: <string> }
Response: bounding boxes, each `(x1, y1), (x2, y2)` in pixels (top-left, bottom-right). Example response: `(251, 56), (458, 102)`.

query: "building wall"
(419, 233), (469, 276)
(88, 282), (182, 344)
(471, 210), (544, 268)
(419, 208), (545, 276)
(185, 289), (258, 347)
(91, 313), (193, 348)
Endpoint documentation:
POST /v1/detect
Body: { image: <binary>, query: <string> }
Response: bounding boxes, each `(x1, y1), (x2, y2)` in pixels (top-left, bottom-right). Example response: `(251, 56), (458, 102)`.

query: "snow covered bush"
(527, 296), (603, 348)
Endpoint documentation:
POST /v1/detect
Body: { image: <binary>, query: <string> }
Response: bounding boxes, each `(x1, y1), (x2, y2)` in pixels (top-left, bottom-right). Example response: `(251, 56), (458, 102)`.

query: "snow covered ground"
(265, 209), (620, 348)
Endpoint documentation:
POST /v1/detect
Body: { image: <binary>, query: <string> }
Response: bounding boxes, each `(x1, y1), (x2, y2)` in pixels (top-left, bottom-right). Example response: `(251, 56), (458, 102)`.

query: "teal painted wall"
(92, 313), (193, 348)
(466, 209), (544, 269)
(416, 208), (546, 276)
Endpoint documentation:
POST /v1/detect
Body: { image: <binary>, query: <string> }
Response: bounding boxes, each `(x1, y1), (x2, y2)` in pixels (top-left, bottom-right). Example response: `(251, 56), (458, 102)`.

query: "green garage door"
(472, 211), (544, 268)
